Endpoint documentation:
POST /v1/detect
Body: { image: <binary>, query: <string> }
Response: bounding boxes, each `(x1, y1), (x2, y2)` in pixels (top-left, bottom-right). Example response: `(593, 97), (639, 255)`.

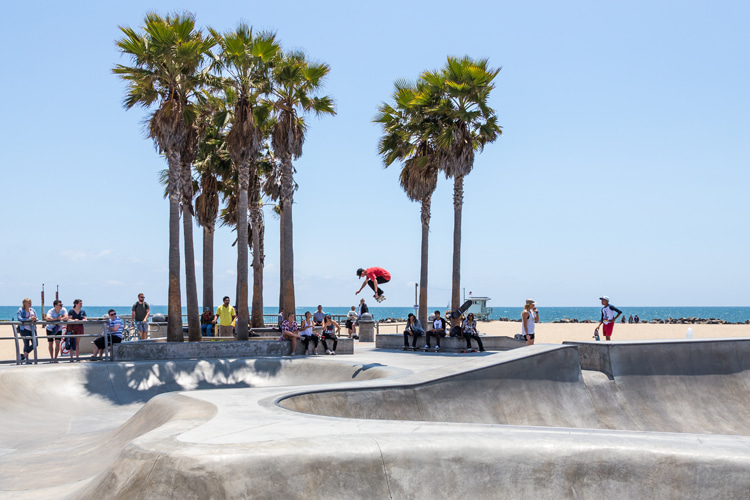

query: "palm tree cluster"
(376, 57), (502, 326)
(114, 12), (335, 341)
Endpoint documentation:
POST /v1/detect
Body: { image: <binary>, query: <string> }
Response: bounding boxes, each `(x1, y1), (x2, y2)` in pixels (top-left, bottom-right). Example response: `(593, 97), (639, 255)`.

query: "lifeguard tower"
(465, 294), (493, 321)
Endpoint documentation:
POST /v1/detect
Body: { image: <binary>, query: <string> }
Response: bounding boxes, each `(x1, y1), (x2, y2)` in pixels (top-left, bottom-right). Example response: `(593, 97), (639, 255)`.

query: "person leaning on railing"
(91, 309), (123, 361)
(16, 298), (38, 364)
(67, 299), (87, 361)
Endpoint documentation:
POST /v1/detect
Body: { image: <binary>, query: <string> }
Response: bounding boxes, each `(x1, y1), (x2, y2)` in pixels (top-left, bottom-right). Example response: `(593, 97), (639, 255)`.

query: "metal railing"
(3, 320), (112, 365)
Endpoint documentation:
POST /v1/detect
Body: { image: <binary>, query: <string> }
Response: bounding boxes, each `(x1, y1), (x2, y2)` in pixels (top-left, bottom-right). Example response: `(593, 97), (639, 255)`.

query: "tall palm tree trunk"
(202, 225), (214, 313)
(235, 161), (250, 340)
(166, 151), (183, 342)
(182, 211), (201, 341)
(451, 174), (464, 311)
(250, 184), (265, 328)
(181, 161), (201, 342)
(419, 195), (431, 326)
(279, 155), (296, 318)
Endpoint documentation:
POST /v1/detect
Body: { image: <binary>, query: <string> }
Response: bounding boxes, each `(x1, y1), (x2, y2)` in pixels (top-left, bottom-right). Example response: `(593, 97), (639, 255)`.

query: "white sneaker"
(331, 351), (336, 355)
(326, 349), (331, 355)
(423, 346), (429, 351)
(434, 346), (440, 351)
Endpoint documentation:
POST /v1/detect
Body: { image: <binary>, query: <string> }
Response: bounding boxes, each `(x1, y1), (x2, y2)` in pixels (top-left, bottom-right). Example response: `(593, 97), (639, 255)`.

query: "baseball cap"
(599, 296), (610, 302)
(525, 299), (535, 305)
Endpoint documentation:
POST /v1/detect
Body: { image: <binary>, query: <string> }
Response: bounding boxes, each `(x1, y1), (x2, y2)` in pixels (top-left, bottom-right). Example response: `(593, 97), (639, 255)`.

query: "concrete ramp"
(282, 340), (750, 435)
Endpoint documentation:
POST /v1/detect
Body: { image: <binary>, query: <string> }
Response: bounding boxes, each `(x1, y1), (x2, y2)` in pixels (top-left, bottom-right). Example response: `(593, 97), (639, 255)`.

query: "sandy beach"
(3, 321), (749, 363)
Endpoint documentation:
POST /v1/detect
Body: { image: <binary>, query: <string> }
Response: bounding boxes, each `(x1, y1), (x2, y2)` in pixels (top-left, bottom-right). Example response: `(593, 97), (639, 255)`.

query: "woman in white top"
(521, 299), (539, 345)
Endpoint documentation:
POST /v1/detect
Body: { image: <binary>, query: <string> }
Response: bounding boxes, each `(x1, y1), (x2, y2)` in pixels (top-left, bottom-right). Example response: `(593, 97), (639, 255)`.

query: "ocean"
(2, 305), (750, 324)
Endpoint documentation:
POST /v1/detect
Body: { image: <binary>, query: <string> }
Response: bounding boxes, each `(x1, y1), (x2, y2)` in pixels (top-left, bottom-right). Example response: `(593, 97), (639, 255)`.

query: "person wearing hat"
(355, 267), (391, 302)
(595, 296), (622, 341)
(521, 299), (539, 345)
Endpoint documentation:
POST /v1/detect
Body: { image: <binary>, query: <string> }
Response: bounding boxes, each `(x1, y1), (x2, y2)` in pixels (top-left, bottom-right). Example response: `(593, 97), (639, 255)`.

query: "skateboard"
(593, 329), (601, 341)
(450, 300), (473, 319)
(374, 294), (386, 303)
(460, 348), (478, 353)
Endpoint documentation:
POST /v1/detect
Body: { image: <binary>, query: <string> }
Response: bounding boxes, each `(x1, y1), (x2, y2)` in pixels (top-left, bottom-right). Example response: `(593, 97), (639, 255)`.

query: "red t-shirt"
(365, 267), (391, 281)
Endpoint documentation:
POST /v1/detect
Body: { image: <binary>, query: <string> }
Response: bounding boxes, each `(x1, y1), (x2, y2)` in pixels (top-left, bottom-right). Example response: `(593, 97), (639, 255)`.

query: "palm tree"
(194, 124), (232, 317)
(114, 12), (215, 341)
(376, 80), (439, 326)
(209, 24), (279, 340)
(270, 51), (335, 317)
(419, 56), (503, 311)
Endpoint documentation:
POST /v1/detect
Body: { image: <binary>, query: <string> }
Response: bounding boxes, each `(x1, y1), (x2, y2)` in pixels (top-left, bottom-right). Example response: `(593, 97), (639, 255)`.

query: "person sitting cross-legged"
(403, 313), (424, 351)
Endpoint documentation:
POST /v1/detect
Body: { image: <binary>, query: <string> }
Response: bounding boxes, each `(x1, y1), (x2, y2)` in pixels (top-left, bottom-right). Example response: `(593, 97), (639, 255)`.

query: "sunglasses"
(109, 313), (116, 317)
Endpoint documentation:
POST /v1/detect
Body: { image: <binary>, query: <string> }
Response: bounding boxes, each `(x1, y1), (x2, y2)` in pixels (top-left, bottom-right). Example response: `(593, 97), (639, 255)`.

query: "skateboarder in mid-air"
(356, 267), (391, 303)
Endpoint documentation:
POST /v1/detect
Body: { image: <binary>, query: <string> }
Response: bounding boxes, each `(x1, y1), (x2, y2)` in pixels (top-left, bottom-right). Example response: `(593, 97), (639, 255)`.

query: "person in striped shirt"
(91, 309), (123, 360)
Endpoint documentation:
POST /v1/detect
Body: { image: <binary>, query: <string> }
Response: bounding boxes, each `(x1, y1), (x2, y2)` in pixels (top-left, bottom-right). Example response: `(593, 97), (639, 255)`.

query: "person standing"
(45, 300), (68, 363)
(67, 299), (86, 361)
(16, 298), (38, 364)
(521, 299), (539, 346)
(355, 267), (391, 302)
(357, 298), (369, 319)
(346, 306), (359, 339)
(595, 296), (622, 341)
(213, 296), (236, 337)
(131, 293), (150, 340)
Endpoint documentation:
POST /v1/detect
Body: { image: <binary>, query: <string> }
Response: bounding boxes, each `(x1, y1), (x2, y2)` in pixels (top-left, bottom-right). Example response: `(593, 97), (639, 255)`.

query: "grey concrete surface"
(1, 341), (749, 499)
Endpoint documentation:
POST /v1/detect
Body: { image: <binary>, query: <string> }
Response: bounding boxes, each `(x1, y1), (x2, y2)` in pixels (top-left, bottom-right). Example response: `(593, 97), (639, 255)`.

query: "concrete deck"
(1, 339), (750, 499)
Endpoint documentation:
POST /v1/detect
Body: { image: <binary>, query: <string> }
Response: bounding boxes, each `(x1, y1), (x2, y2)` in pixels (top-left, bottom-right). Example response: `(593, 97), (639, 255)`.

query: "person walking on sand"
(521, 299), (539, 346)
(213, 296), (236, 337)
(131, 293), (150, 340)
(595, 296), (622, 341)
(356, 267), (391, 302)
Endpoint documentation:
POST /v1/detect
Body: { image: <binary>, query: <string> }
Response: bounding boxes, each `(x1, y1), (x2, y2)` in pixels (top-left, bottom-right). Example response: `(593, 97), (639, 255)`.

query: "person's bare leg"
(48, 340), (54, 360)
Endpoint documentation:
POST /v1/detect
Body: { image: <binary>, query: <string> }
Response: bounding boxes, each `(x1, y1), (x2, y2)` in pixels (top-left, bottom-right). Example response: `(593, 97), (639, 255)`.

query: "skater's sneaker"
(326, 349), (332, 355)
(330, 351), (336, 355)
(411, 346), (418, 351)
(423, 345), (430, 352)
(434, 346), (440, 352)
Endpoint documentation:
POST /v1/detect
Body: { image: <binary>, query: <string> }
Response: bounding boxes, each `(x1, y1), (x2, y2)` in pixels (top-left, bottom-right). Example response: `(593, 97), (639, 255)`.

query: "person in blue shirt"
(403, 313), (424, 351)
(91, 309), (123, 360)
(16, 298), (38, 363)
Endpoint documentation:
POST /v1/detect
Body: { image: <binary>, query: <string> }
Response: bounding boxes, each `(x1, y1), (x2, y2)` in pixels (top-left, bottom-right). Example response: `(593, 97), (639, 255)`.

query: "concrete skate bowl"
(0, 358), (398, 497)
(279, 339), (750, 435)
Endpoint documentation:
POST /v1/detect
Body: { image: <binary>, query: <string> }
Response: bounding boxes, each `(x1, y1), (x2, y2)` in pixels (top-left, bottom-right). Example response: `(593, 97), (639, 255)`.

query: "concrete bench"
(375, 333), (524, 352)
(113, 337), (353, 361)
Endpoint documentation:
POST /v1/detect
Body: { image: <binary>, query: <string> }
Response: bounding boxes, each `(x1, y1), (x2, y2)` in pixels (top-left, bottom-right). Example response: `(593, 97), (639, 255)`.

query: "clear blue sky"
(1, 0), (748, 308)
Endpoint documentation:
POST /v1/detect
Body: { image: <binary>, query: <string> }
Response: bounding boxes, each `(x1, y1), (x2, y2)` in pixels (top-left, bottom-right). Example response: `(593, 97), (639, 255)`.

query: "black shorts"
(345, 320), (353, 329)
(525, 333), (535, 340)
(46, 329), (62, 342)
(94, 334), (123, 350)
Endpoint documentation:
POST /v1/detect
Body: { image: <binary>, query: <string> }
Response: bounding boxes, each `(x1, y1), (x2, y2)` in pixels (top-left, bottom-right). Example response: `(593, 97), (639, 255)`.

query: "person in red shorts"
(355, 267), (391, 302)
(595, 295), (622, 341)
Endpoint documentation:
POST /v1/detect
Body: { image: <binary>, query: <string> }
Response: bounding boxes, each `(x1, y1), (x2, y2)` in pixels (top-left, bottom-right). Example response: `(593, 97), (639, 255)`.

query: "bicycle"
(121, 320), (140, 342)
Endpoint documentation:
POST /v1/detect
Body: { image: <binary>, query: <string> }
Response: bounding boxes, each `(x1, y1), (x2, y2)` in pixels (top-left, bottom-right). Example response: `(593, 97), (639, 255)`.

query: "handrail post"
(32, 328), (38, 364)
(13, 326), (20, 365)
